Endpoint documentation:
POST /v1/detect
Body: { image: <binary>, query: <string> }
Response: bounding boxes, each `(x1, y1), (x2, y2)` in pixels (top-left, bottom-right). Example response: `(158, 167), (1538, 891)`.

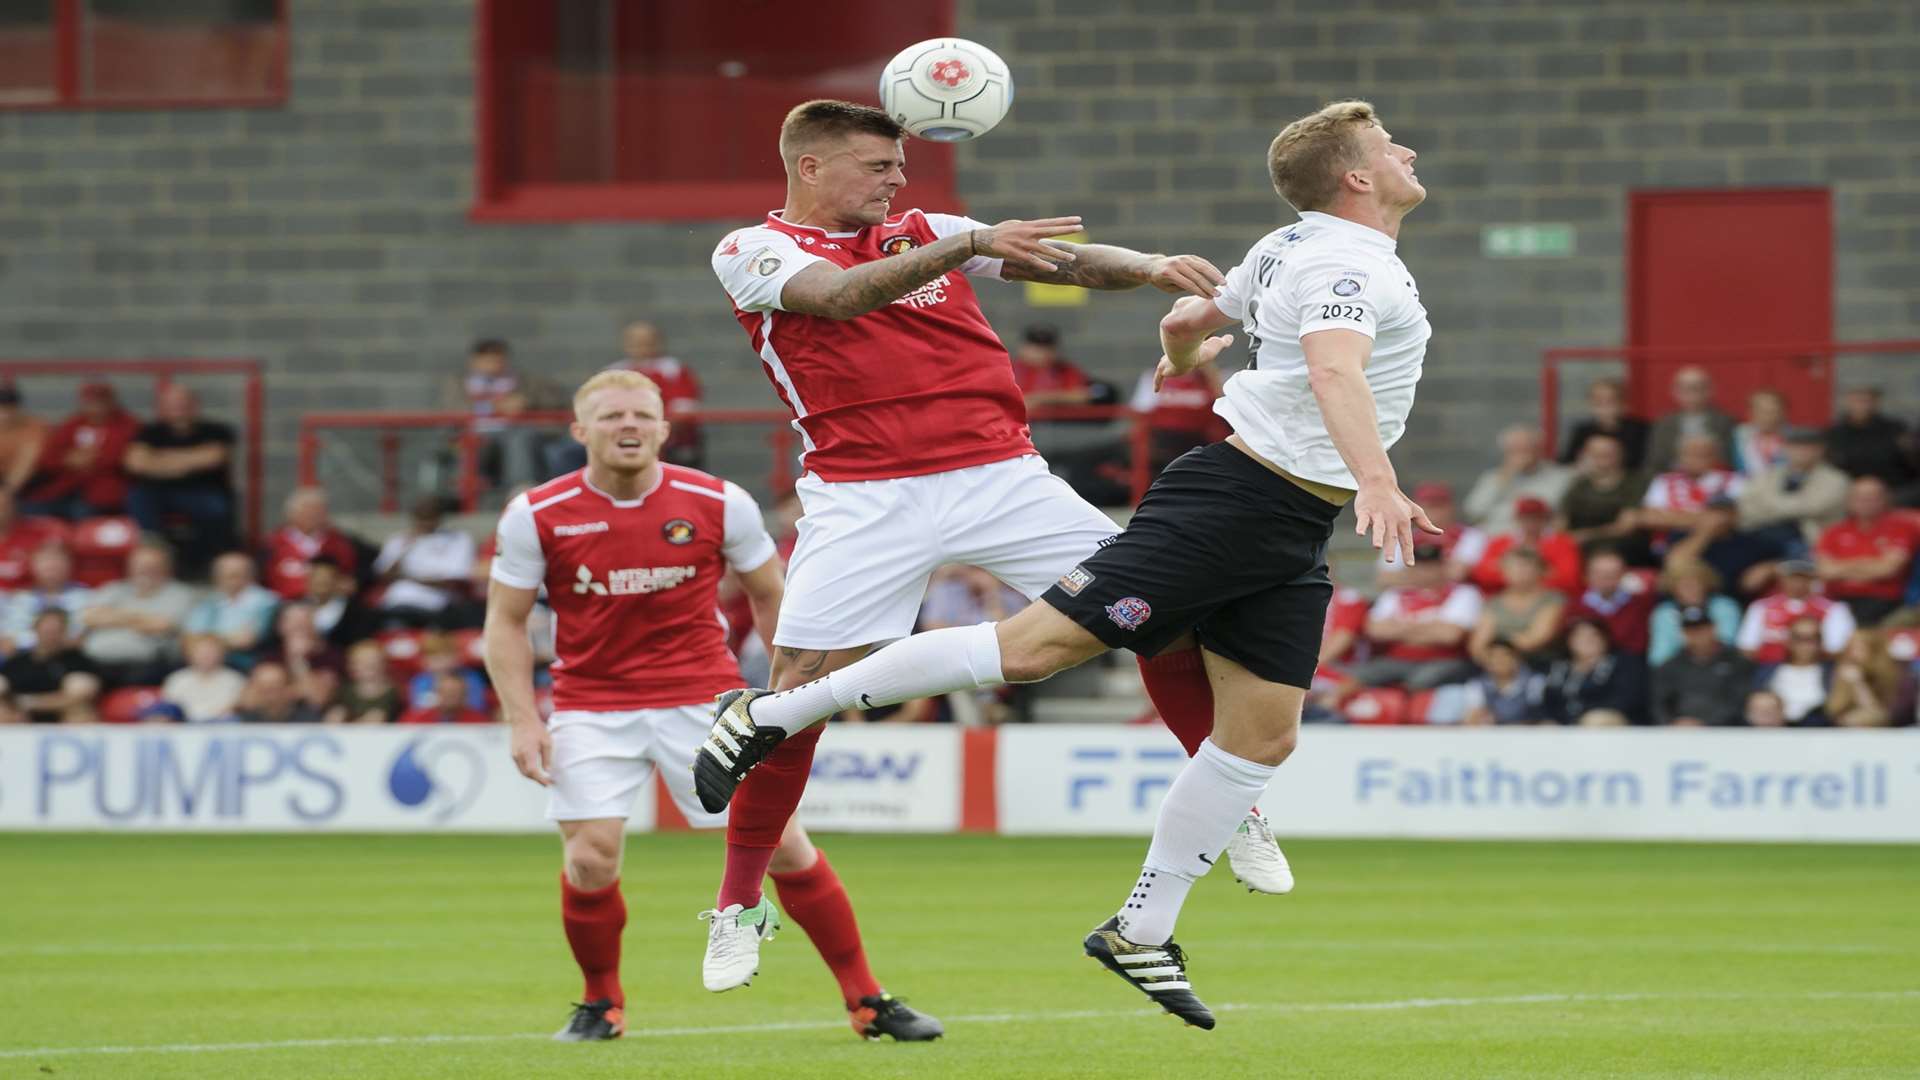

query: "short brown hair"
(779, 99), (904, 164)
(1267, 100), (1379, 212)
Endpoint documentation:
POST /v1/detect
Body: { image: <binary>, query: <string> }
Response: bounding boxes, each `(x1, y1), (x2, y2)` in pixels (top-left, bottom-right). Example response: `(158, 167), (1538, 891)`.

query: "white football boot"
(700, 896), (780, 991)
(1224, 808), (1295, 894)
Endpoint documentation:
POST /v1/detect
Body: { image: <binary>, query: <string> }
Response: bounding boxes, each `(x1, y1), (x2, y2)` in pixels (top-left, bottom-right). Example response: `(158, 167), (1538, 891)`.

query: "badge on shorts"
(1105, 596), (1152, 631)
(1057, 566), (1095, 596)
(663, 519), (696, 544)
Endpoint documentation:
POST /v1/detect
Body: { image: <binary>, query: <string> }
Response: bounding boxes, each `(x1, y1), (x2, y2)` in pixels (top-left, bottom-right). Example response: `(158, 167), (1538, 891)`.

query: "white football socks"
(1117, 738), (1277, 946)
(747, 622), (1005, 734)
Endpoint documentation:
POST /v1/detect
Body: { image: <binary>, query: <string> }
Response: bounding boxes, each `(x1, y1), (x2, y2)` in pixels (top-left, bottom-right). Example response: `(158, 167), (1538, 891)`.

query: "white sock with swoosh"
(1119, 738), (1276, 945)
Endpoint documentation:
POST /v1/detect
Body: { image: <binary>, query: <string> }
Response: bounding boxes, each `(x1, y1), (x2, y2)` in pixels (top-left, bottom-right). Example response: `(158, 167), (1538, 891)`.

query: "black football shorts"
(1041, 441), (1343, 688)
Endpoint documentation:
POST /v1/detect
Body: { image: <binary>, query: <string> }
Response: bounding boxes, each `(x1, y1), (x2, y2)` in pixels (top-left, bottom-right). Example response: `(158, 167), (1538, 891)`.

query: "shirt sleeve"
(720, 481), (779, 573)
(712, 227), (828, 314)
(1642, 476), (1673, 510)
(1822, 602), (1856, 653)
(921, 212), (1006, 280)
(1212, 258), (1255, 322)
(1368, 592), (1403, 622)
(1290, 249), (1388, 342)
(489, 494), (545, 590)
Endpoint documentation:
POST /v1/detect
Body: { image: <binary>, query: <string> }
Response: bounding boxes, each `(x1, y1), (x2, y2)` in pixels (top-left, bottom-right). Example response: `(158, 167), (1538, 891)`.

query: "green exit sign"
(1482, 223), (1576, 258)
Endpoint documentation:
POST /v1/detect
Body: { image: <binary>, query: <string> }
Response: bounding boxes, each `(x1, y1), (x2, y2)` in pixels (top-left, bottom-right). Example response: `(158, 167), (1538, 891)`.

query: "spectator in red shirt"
(21, 382), (138, 521)
(1010, 325), (1096, 408)
(618, 320), (704, 468)
(1566, 548), (1656, 655)
(0, 490), (59, 590)
(1130, 350), (1229, 471)
(1352, 544), (1484, 690)
(1470, 495), (1583, 594)
(1815, 476), (1916, 626)
(398, 670), (494, 724)
(261, 487), (360, 600)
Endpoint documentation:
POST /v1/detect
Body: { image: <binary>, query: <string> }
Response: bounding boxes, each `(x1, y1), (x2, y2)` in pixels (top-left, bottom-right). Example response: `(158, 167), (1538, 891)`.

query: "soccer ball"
(878, 38), (1013, 142)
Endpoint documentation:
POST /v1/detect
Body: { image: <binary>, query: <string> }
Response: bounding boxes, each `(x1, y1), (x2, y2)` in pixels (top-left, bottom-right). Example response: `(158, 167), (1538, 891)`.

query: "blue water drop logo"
(388, 741), (434, 807)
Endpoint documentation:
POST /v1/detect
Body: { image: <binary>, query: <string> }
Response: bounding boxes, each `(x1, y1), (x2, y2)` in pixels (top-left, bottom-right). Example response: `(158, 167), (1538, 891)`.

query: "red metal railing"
(297, 406), (1156, 513)
(0, 357), (266, 541)
(1540, 340), (1920, 453)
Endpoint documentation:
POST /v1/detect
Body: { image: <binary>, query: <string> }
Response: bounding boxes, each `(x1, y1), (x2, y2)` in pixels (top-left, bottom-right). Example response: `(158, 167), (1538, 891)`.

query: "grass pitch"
(1, 833), (1915, 1079)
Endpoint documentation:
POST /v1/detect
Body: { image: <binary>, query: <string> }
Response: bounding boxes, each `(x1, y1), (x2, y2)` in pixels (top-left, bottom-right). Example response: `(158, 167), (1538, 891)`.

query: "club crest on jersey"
(881, 235), (920, 256)
(749, 250), (783, 276)
(663, 518), (696, 545)
(1330, 270), (1369, 297)
(1105, 596), (1151, 631)
(1057, 566), (1095, 596)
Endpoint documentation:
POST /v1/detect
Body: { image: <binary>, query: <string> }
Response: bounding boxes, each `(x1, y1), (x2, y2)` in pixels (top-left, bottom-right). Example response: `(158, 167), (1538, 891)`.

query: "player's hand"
(509, 718), (553, 786)
(974, 217), (1084, 272)
(1154, 334), (1234, 391)
(1144, 254), (1226, 299)
(1354, 482), (1443, 566)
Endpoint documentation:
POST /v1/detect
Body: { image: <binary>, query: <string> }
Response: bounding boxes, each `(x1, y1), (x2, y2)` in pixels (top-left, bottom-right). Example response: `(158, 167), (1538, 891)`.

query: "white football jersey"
(1211, 210), (1431, 491)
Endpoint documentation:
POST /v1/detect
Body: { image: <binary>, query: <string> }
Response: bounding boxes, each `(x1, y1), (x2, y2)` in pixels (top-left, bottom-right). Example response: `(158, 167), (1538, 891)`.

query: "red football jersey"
(1739, 593), (1849, 663)
(491, 465), (776, 712)
(713, 208), (1034, 482)
(262, 526), (359, 600)
(1816, 516), (1917, 601)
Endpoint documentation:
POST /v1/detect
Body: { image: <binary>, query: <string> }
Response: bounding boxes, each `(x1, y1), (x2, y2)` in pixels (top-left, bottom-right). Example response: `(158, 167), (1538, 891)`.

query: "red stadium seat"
(1343, 687), (1409, 726)
(100, 686), (163, 724)
(68, 516), (140, 586)
(1406, 689), (1438, 725)
(378, 629), (429, 681)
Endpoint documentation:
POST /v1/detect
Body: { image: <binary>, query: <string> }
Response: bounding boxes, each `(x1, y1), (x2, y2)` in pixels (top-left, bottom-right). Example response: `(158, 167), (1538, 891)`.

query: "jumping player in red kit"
(694, 100), (1296, 993)
(482, 370), (942, 1042)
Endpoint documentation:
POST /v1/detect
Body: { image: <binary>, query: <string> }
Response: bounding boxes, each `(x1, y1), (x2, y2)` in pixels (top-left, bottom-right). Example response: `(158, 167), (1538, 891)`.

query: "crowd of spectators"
(9, 345), (1920, 733)
(1312, 367), (1920, 728)
(0, 392), (512, 723)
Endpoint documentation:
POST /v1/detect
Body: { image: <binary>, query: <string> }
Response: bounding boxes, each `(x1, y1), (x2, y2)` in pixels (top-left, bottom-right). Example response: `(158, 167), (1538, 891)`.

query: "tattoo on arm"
(784, 234), (975, 319)
(1001, 243), (1151, 290)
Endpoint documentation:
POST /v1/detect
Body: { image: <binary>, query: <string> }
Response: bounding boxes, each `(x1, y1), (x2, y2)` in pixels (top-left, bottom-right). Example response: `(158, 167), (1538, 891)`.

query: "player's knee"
(563, 834), (621, 889)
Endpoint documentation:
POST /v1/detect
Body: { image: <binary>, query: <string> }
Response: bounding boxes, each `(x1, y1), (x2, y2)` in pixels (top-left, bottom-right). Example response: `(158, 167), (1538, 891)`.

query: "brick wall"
(0, 0), (1915, 513)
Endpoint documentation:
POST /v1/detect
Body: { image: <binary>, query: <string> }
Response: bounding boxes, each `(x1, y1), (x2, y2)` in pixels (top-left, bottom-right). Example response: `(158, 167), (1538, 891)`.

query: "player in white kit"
(704, 101), (1438, 1029)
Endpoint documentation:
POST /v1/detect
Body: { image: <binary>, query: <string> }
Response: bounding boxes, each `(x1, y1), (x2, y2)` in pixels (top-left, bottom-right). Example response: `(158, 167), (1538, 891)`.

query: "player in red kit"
(483, 370), (941, 1043)
(696, 99), (1295, 992)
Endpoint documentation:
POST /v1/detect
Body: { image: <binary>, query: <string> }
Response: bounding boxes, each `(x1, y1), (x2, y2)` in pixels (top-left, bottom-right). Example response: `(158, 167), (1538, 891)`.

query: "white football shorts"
(546, 704), (724, 826)
(775, 454), (1121, 651)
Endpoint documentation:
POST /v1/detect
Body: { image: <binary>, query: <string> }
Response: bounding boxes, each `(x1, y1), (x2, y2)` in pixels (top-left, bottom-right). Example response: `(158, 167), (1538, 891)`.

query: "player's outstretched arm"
(1154, 296), (1237, 390)
(482, 578), (551, 785)
(780, 216), (1085, 320)
(1003, 243), (1223, 299)
(1303, 329), (1440, 566)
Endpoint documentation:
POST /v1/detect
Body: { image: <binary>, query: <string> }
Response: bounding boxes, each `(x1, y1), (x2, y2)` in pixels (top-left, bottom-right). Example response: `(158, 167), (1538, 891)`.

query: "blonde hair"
(1267, 100), (1379, 212)
(572, 369), (662, 422)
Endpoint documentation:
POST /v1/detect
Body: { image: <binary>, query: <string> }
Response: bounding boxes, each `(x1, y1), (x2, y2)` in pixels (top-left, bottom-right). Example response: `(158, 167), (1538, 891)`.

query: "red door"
(1627, 189), (1833, 425)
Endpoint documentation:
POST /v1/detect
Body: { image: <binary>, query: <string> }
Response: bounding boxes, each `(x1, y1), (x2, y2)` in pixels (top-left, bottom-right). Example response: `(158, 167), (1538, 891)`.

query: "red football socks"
(772, 849), (882, 1009)
(1137, 647), (1215, 756)
(559, 874), (626, 1007)
(718, 724), (826, 908)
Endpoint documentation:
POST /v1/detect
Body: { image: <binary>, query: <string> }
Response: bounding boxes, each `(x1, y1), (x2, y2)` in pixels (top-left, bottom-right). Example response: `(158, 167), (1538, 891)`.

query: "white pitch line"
(1, 989), (1915, 1061)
